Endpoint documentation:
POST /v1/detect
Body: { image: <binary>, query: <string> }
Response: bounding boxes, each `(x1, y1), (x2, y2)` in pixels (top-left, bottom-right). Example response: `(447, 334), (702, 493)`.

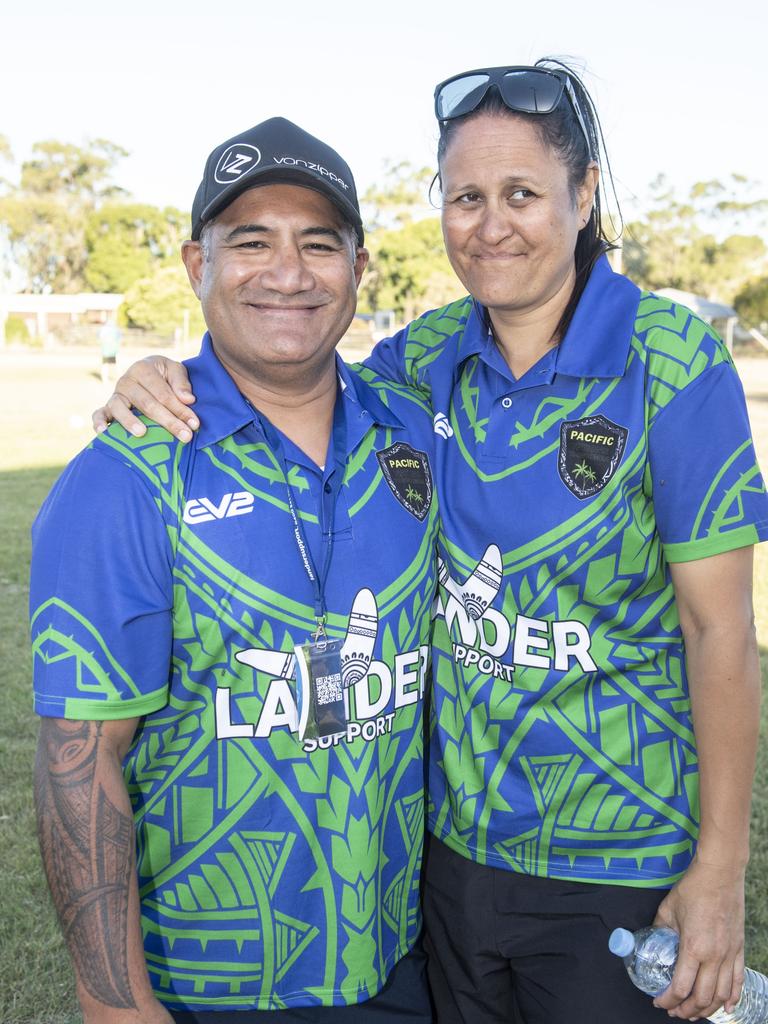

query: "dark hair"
(436, 60), (618, 340)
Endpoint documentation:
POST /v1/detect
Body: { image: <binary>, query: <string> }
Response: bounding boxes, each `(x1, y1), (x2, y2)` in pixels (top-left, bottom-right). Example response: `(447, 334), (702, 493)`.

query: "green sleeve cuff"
(663, 522), (766, 564)
(34, 686), (168, 721)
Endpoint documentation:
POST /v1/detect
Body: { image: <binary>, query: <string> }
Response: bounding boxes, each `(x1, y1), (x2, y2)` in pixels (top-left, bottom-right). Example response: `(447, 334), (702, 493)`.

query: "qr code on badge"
(315, 672), (343, 706)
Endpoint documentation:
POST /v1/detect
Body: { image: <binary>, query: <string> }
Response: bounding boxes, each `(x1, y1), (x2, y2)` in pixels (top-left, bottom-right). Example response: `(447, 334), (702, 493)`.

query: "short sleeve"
(362, 325), (414, 386)
(648, 361), (768, 562)
(30, 448), (174, 719)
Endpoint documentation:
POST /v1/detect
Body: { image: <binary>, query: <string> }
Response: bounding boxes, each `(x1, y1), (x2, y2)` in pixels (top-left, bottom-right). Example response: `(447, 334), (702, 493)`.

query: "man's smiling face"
(182, 183), (368, 389)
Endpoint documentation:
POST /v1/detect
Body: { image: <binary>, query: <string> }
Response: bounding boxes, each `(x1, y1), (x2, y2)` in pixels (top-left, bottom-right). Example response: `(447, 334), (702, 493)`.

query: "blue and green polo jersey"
(364, 255), (768, 887)
(30, 336), (439, 1011)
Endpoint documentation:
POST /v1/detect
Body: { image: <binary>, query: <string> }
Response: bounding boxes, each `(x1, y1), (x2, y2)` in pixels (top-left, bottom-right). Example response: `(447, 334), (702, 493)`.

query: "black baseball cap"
(190, 117), (364, 245)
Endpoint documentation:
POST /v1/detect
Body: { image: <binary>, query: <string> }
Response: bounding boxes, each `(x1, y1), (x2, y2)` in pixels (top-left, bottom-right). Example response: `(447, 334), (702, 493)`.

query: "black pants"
(422, 834), (672, 1024)
(169, 939), (433, 1023)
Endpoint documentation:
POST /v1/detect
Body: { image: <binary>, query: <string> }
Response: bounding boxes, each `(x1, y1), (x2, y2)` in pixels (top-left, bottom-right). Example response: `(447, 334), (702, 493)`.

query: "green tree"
(359, 161), (460, 320)
(364, 217), (459, 322)
(734, 276), (768, 330)
(123, 264), (205, 338)
(0, 138), (127, 292)
(623, 175), (768, 302)
(704, 234), (767, 303)
(19, 139), (127, 200)
(0, 192), (91, 293)
(84, 203), (188, 293)
(361, 161), (436, 230)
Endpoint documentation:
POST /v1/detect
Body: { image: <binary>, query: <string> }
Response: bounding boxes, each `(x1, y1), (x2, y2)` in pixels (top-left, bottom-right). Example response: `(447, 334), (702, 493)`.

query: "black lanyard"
(257, 399), (347, 639)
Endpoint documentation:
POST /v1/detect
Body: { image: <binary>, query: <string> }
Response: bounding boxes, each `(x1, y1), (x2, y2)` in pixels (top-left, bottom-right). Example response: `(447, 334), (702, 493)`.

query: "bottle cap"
(608, 928), (635, 957)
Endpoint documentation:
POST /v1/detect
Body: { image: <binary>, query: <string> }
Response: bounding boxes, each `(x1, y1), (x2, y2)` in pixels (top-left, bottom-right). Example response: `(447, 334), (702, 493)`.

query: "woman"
(95, 62), (768, 1023)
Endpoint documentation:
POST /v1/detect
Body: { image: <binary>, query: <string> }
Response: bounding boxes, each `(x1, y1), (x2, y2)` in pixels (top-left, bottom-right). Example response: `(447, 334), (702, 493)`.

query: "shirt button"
(501, 397), (513, 409)
(324, 482), (333, 494)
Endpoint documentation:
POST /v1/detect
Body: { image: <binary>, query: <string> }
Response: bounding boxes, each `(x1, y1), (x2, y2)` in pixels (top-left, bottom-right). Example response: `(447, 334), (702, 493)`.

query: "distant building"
(0, 293), (123, 345)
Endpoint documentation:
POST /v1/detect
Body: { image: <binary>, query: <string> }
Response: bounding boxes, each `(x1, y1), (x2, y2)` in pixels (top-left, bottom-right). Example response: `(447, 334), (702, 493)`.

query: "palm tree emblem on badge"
(376, 442), (433, 521)
(572, 460), (597, 484)
(558, 415), (628, 499)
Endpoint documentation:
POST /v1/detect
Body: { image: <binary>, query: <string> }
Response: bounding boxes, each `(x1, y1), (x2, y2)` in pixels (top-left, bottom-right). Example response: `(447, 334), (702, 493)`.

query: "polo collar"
(187, 334), (402, 451)
(186, 335), (253, 449)
(454, 255), (641, 383)
(555, 256), (641, 378)
(451, 301), (490, 374)
(335, 356), (403, 429)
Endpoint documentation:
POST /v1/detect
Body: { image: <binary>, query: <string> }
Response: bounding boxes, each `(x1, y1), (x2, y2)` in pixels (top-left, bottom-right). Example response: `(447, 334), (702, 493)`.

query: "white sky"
(2, 0), (767, 228)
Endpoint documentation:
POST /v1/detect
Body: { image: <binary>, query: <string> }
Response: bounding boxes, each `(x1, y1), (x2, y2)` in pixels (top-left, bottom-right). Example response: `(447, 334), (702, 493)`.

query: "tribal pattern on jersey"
(31, 343), (439, 1011)
(363, 256), (768, 887)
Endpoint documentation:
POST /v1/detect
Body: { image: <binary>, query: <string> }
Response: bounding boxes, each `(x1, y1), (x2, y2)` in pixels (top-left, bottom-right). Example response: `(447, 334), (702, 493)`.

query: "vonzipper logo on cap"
(214, 143), (261, 183)
(272, 155), (350, 189)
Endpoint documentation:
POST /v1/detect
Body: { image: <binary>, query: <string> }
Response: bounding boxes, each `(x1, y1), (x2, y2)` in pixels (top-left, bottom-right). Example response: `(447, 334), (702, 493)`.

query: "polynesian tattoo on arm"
(34, 718), (138, 1011)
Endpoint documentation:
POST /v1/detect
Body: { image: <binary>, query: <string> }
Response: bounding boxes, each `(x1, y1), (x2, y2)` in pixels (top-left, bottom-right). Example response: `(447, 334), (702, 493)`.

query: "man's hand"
(92, 355), (197, 442)
(652, 858), (745, 1019)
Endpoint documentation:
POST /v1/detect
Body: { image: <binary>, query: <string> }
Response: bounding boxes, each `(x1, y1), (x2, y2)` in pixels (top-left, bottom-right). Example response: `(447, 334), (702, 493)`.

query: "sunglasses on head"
(434, 65), (594, 158)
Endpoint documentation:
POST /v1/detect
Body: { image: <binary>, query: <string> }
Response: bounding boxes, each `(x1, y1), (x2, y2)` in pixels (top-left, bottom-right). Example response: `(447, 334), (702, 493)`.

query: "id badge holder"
(293, 637), (347, 741)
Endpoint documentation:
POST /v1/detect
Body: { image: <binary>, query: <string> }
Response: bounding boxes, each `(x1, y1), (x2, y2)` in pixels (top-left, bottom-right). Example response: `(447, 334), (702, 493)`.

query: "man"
(31, 118), (438, 1023)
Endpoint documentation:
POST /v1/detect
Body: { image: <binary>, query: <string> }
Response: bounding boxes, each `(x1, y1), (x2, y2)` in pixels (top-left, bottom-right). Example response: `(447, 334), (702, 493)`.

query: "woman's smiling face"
(440, 113), (597, 320)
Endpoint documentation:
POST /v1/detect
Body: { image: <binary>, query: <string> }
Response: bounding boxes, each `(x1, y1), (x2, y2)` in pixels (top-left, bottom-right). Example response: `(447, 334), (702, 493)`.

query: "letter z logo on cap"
(376, 442), (433, 522)
(214, 143), (261, 184)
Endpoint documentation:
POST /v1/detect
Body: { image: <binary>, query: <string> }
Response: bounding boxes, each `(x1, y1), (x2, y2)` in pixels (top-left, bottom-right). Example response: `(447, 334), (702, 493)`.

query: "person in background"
(99, 314), (122, 385)
(32, 117), (438, 1024)
(93, 61), (768, 1024)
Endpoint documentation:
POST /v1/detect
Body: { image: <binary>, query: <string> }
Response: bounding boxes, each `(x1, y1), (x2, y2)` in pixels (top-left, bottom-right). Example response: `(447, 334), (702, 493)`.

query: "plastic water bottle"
(609, 926), (768, 1023)
(609, 925), (679, 997)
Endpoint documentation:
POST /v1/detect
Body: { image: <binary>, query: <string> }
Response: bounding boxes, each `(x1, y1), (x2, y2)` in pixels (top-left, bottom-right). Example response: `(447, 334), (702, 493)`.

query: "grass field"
(1, 346), (767, 1024)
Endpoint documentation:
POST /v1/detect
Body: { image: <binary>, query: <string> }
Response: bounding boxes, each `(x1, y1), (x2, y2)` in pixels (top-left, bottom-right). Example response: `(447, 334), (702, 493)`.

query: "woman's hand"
(652, 857), (745, 1018)
(653, 546), (760, 1020)
(93, 355), (198, 442)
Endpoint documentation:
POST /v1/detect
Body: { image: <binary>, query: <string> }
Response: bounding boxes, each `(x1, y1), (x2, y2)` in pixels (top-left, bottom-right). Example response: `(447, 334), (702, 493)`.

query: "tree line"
(2, 136), (768, 339)
(622, 174), (768, 329)
(0, 136), (204, 339)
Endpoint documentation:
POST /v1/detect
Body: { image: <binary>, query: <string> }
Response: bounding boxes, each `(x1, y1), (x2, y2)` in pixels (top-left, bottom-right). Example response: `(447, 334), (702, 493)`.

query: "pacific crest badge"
(376, 442), (433, 521)
(558, 414), (628, 500)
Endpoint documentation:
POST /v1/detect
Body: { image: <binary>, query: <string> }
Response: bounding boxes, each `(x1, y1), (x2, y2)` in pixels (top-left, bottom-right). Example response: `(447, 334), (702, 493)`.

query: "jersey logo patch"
(376, 442), (433, 522)
(433, 412), (454, 439)
(183, 491), (255, 524)
(558, 415), (628, 500)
